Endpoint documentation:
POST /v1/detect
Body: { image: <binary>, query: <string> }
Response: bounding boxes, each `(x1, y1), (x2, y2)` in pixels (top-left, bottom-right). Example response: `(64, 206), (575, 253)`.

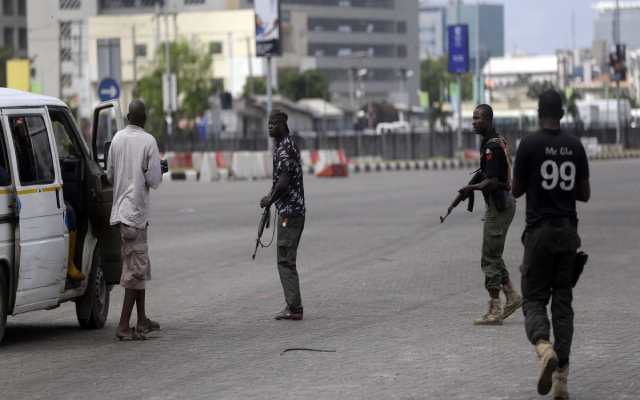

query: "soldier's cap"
(269, 109), (288, 125)
(538, 89), (564, 119)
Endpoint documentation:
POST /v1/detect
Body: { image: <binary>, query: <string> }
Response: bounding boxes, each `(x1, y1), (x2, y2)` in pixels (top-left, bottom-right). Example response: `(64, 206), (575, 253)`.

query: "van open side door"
(87, 101), (124, 284)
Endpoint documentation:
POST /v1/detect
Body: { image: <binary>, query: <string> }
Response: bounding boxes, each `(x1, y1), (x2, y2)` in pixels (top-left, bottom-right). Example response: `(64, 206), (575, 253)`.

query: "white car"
(0, 88), (125, 344)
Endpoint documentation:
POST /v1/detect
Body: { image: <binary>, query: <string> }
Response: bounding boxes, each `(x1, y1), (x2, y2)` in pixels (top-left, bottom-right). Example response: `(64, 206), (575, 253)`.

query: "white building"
(26, 0), (245, 118)
(483, 55), (559, 88)
(88, 9), (263, 111)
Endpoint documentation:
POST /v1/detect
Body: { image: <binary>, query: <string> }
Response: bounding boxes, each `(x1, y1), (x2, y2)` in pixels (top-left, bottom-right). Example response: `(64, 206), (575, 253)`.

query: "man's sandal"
(115, 327), (146, 341)
(137, 318), (160, 334)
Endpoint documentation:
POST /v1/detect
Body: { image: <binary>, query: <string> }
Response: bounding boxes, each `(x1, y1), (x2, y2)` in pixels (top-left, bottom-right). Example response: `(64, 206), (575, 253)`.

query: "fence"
(159, 126), (640, 160)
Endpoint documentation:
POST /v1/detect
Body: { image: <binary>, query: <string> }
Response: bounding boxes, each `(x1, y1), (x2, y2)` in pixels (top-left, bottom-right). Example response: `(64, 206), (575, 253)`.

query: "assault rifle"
(252, 206), (272, 260)
(440, 168), (484, 223)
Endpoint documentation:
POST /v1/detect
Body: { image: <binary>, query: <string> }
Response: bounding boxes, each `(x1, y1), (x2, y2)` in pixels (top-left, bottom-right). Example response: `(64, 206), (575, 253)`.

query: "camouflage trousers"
(481, 194), (516, 291)
(277, 214), (305, 311)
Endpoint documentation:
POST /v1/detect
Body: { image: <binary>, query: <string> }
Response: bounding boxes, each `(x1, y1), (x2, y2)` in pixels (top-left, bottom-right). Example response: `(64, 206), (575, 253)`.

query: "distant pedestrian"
(457, 104), (522, 325)
(260, 109), (306, 320)
(512, 89), (591, 398)
(108, 99), (167, 340)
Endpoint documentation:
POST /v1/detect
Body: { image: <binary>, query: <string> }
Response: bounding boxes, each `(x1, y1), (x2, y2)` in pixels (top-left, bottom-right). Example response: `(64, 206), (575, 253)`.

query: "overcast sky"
(500, 0), (596, 54)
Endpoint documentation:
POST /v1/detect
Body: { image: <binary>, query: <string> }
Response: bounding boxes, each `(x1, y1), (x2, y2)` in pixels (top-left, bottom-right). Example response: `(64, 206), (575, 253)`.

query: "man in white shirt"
(107, 99), (165, 340)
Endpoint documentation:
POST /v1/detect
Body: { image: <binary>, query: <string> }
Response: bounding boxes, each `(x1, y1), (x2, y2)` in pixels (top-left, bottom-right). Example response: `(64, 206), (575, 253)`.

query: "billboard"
(254, 0), (281, 57)
(448, 24), (469, 74)
(6, 59), (31, 92)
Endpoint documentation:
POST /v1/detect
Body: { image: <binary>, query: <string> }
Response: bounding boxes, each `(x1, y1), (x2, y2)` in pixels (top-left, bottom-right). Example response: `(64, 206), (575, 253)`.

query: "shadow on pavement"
(2, 323), (85, 346)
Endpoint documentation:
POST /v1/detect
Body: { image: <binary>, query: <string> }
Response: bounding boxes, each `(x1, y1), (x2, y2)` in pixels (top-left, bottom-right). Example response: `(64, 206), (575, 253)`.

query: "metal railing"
(157, 126), (640, 159)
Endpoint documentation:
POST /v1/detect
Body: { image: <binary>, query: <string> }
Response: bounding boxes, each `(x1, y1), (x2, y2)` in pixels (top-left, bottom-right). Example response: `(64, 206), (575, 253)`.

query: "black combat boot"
(274, 306), (303, 320)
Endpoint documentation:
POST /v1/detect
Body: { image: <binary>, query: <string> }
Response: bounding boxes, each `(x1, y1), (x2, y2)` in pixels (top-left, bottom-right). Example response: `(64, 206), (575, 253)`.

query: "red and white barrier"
(230, 151), (271, 180)
(314, 149), (349, 178)
(199, 152), (219, 182)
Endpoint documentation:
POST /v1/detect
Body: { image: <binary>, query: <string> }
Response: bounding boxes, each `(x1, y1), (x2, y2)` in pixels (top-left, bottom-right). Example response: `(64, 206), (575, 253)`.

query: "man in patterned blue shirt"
(260, 109), (306, 320)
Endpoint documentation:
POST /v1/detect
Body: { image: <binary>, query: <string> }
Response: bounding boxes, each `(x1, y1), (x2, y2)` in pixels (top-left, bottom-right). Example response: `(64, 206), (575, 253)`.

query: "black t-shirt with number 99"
(513, 129), (589, 229)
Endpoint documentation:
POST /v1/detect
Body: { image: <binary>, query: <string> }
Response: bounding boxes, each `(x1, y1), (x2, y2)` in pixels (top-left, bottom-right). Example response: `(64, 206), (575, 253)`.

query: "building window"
(3, 28), (14, 49)
(17, 0), (25, 15)
(397, 45), (407, 58)
(209, 41), (223, 55)
(60, 73), (73, 89)
(99, 0), (164, 9)
(18, 27), (26, 51)
(59, 0), (81, 9)
(3, 0), (13, 15)
(397, 21), (406, 34)
(281, 0), (393, 7)
(281, 9), (290, 23)
(337, 47), (352, 56)
(308, 18), (396, 34)
(135, 43), (147, 57)
(184, 0), (205, 4)
(59, 21), (72, 39)
(60, 47), (72, 61)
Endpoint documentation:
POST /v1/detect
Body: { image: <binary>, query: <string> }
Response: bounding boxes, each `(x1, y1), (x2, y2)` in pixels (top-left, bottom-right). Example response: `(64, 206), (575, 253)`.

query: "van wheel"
(76, 246), (110, 329)
(0, 271), (7, 344)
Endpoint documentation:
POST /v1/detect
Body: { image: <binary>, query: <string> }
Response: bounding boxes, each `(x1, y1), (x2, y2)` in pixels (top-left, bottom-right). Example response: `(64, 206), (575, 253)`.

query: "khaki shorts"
(119, 224), (151, 290)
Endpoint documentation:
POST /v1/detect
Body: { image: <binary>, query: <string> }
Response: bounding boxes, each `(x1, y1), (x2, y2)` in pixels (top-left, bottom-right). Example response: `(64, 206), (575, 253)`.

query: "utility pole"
(456, 0), (463, 154)
(614, 0), (622, 146)
(132, 25), (138, 97)
(154, 3), (161, 52)
(246, 36), (254, 96)
(227, 32), (234, 95)
(266, 55), (272, 117)
(163, 3), (173, 152)
(474, 0), (480, 104)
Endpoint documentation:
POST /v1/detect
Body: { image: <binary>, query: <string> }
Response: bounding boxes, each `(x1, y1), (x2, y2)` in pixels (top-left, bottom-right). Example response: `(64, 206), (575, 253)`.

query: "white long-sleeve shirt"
(107, 124), (162, 228)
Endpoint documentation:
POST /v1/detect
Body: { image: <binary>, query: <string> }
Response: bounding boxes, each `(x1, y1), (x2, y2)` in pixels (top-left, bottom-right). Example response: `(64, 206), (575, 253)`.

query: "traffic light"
(609, 44), (627, 82)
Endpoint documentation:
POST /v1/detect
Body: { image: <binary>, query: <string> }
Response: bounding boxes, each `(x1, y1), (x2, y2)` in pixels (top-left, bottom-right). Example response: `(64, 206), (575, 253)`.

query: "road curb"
(347, 158), (481, 173)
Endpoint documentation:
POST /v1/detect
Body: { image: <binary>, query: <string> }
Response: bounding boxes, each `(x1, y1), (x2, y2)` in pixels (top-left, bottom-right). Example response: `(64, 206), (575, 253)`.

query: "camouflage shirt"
(272, 136), (306, 217)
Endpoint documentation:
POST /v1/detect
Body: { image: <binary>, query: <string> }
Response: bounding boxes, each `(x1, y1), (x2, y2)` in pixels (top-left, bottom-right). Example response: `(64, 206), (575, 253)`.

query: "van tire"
(76, 246), (110, 329)
(0, 271), (7, 344)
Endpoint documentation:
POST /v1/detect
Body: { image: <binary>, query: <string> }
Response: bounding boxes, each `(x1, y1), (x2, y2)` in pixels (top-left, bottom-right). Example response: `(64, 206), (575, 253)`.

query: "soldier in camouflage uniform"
(458, 104), (522, 326)
(260, 110), (306, 321)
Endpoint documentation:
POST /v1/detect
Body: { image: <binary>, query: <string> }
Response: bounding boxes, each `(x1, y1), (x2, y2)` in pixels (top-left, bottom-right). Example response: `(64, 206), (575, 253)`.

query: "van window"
(9, 115), (55, 186)
(0, 123), (10, 186)
(50, 109), (84, 159)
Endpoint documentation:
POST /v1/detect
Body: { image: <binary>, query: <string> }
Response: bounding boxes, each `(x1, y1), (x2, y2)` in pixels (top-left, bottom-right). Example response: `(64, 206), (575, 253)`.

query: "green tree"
(420, 56), (473, 128)
(278, 68), (330, 101)
(526, 80), (556, 100)
(563, 88), (582, 122)
(420, 57), (473, 104)
(0, 47), (14, 87)
(137, 40), (214, 138)
(242, 76), (267, 97)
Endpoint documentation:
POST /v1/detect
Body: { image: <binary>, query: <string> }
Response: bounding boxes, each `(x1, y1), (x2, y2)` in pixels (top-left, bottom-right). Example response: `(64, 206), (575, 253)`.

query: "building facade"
(270, 0), (421, 109)
(26, 0), (241, 118)
(1, 0), (27, 58)
(593, 1), (640, 51)
(418, 4), (446, 60)
(445, 2), (504, 72)
(28, 0), (420, 117)
(88, 9), (261, 111)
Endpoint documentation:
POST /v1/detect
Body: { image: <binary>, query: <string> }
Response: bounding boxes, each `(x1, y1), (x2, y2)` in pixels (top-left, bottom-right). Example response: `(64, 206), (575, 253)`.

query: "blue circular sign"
(98, 78), (120, 102)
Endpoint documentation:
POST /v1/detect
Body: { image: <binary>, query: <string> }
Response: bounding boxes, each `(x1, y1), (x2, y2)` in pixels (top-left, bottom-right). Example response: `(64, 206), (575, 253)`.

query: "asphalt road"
(1, 159), (639, 400)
